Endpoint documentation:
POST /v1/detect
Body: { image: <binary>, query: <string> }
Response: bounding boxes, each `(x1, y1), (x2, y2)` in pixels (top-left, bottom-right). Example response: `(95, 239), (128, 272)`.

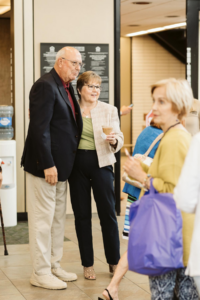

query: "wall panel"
(0, 19), (10, 105)
(132, 35), (185, 145)
(33, 0), (114, 104)
(120, 37), (131, 153)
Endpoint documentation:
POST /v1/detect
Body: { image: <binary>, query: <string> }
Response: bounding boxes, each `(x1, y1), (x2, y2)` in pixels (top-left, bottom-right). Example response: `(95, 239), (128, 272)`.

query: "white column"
(14, 0), (25, 213)
(23, 0), (34, 212)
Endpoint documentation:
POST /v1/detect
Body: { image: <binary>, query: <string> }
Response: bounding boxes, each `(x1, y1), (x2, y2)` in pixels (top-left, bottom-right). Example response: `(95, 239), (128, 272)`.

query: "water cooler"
(0, 106), (17, 227)
(0, 141), (17, 227)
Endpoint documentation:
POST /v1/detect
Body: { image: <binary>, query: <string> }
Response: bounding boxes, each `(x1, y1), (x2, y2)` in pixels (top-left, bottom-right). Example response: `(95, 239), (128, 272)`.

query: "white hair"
(55, 48), (66, 61)
(151, 78), (194, 120)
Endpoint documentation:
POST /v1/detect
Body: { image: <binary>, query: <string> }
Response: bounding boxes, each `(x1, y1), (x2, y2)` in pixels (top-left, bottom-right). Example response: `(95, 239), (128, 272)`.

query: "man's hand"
(44, 166), (58, 186)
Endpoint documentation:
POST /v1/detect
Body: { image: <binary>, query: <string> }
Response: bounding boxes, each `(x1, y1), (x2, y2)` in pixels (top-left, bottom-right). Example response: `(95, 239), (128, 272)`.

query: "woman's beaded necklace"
(165, 121), (181, 135)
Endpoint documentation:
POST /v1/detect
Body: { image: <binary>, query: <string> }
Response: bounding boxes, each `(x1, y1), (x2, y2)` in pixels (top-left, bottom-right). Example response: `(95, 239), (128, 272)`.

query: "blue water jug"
(0, 106), (14, 140)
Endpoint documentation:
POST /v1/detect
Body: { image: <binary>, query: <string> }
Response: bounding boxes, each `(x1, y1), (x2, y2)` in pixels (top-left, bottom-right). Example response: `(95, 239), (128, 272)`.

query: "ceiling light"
(130, 30), (148, 36)
(163, 22), (186, 29)
(132, 1), (152, 4)
(0, 6), (10, 14)
(126, 22), (186, 37)
(147, 27), (164, 33)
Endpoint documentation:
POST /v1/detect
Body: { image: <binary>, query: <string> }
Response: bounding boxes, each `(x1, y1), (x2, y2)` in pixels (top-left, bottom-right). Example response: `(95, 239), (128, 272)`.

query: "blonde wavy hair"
(151, 78), (193, 120)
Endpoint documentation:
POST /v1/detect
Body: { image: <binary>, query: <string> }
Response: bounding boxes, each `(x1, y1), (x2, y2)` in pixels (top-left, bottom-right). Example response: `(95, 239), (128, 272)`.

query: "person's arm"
(29, 80), (58, 185)
(106, 107), (124, 153)
(120, 105), (133, 116)
(29, 80), (55, 170)
(124, 157), (176, 193)
(0, 167), (2, 189)
(124, 136), (183, 194)
(174, 135), (200, 213)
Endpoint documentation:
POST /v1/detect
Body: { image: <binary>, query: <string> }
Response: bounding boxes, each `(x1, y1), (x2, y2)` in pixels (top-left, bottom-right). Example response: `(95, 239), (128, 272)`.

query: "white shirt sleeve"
(174, 133), (200, 214)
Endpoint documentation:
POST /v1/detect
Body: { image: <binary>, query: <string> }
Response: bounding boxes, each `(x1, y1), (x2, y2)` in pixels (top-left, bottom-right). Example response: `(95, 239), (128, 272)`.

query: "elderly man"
(21, 47), (83, 290)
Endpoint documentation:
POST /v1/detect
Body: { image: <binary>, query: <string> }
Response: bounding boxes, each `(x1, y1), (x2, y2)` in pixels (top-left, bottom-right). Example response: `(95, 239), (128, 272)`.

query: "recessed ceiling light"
(166, 15), (179, 18)
(128, 25), (140, 27)
(132, 2), (152, 4)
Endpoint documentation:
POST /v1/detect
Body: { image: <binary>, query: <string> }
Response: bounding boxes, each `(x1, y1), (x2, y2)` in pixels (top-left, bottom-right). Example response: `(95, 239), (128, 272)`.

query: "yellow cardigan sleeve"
(153, 166), (182, 193)
(141, 162), (149, 174)
(148, 131), (191, 194)
(141, 161), (178, 193)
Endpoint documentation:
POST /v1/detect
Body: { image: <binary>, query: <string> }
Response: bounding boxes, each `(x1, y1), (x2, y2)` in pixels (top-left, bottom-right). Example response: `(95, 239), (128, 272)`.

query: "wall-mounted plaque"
(40, 43), (109, 103)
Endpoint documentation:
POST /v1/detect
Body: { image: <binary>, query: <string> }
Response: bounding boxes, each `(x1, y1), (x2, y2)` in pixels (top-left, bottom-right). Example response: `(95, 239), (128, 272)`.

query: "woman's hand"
(106, 132), (117, 145)
(123, 157), (146, 183)
(120, 105), (133, 116)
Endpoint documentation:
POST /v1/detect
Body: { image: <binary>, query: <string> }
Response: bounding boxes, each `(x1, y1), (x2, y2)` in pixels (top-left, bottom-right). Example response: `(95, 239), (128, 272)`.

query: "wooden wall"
(132, 35), (185, 145)
(0, 19), (11, 105)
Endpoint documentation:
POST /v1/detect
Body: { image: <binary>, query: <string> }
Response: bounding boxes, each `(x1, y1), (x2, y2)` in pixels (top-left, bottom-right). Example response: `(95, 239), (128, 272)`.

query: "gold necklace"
(82, 111), (90, 118)
(79, 100), (98, 118)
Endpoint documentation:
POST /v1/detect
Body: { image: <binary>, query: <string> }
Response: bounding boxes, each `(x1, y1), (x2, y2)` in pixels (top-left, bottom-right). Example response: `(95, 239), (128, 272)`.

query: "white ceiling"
(0, 0), (186, 34)
(121, 0), (186, 36)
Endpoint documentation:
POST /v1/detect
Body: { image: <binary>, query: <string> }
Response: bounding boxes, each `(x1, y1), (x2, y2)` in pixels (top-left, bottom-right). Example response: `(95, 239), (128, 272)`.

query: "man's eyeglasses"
(61, 58), (85, 68)
(84, 84), (101, 91)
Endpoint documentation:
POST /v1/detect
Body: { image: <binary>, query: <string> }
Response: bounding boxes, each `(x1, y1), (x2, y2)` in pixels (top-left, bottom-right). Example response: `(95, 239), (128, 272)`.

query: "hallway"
(0, 214), (150, 300)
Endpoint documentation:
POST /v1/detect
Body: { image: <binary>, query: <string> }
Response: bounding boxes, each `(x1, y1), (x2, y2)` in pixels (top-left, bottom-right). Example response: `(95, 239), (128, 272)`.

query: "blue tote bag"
(128, 180), (184, 276)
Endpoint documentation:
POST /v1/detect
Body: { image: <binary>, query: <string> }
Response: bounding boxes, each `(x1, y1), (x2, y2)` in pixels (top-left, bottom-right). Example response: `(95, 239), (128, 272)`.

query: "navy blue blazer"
(21, 68), (83, 181)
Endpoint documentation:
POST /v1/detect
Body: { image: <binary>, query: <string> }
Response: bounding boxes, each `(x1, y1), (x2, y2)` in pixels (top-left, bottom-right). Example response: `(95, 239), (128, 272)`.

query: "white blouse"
(174, 133), (200, 276)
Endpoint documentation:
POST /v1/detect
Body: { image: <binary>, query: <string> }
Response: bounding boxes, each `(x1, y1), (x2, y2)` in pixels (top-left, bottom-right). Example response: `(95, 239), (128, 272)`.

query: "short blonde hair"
(151, 78), (193, 120)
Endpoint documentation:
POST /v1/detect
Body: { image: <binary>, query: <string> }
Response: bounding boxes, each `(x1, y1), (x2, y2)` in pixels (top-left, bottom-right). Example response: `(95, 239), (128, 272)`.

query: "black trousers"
(68, 150), (120, 267)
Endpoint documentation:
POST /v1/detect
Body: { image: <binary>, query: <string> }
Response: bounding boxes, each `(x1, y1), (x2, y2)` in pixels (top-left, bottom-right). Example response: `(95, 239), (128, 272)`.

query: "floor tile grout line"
(71, 281), (93, 300)
(0, 267), (27, 299)
(134, 282), (151, 294)
(91, 252), (151, 296)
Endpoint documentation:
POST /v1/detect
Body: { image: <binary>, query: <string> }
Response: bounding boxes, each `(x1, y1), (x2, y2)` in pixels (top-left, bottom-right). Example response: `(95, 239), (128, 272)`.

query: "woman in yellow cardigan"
(101, 78), (198, 300)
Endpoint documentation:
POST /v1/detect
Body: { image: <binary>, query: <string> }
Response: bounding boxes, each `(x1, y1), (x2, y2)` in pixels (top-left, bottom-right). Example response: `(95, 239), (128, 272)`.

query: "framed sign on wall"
(40, 43), (109, 103)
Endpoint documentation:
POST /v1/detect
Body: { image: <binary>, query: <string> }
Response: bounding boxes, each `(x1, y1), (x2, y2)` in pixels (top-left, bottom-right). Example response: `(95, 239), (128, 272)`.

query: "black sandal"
(98, 289), (113, 300)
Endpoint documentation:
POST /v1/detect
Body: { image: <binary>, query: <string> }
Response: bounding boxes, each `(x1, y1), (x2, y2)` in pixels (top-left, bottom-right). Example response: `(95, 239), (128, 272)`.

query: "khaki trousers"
(26, 172), (67, 275)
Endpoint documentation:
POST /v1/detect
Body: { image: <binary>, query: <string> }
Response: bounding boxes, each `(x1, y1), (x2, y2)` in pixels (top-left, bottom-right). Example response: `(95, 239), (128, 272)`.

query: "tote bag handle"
(144, 133), (163, 157)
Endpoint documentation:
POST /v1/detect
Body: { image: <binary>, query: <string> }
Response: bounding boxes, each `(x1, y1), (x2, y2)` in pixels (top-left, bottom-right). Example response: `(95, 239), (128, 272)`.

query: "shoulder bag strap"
(144, 133), (164, 157)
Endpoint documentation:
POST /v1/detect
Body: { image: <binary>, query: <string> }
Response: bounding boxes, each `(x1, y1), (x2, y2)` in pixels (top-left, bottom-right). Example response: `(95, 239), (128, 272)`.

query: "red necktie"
(64, 84), (76, 120)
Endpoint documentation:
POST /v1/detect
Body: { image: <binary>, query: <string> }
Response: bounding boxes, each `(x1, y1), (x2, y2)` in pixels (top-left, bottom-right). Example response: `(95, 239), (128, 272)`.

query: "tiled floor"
(0, 214), (150, 300)
(0, 155), (148, 300)
(0, 222), (69, 246)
